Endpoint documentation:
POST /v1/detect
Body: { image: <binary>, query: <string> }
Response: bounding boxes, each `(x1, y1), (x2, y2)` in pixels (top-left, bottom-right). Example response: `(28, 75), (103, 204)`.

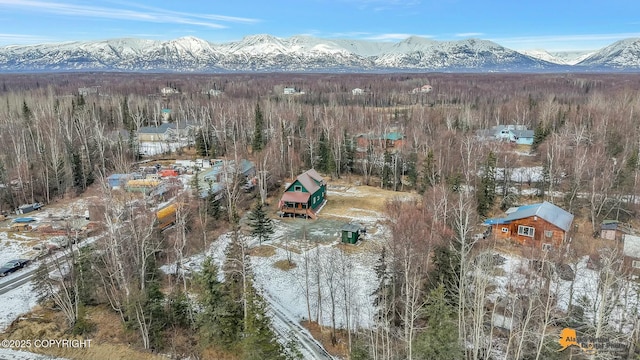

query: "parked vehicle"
(16, 203), (43, 214)
(156, 203), (177, 231)
(0, 259), (31, 277)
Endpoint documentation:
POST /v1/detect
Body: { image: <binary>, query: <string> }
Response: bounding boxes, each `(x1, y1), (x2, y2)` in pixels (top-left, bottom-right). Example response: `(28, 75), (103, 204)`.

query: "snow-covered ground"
(0, 349), (69, 360)
(0, 282), (40, 331)
(161, 217), (382, 330)
(496, 166), (543, 183)
(139, 140), (191, 156)
(489, 251), (640, 335)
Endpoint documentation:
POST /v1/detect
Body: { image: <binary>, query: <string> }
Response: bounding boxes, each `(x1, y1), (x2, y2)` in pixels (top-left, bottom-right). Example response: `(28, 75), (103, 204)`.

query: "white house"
(283, 87), (296, 95)
(476, 125), (535, 146)
(352, 88), (364, 95)
(411, 84), (433, 94)
(161, 87), (179, 95)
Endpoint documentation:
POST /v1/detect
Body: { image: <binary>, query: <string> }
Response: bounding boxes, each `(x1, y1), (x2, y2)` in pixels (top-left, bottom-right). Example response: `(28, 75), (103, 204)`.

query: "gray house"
(476, 125), (534, 145)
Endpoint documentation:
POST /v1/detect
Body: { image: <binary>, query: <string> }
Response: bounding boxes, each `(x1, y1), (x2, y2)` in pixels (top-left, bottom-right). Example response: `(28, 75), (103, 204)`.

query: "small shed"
(600, 220), (631, 241)
(342, 223), (364, 244)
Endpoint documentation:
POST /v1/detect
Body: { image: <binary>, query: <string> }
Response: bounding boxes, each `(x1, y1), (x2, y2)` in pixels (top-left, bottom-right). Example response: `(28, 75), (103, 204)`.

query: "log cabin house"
(484, 201), (574, 249)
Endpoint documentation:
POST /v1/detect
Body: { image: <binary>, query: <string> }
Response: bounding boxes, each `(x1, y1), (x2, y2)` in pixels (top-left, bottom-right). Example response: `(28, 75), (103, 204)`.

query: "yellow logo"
(558, 328), (597, 354)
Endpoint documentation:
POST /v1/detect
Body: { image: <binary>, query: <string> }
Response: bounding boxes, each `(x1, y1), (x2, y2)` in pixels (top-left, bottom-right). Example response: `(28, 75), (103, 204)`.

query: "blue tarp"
(13, 217), (36, 223)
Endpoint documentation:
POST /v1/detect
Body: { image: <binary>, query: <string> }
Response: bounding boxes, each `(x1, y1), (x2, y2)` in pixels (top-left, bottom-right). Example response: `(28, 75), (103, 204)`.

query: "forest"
(1, 72), (640, 360)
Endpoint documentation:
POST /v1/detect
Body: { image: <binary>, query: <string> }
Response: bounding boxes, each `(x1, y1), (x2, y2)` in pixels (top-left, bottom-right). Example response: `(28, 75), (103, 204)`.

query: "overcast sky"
(0, 0), (638, 51)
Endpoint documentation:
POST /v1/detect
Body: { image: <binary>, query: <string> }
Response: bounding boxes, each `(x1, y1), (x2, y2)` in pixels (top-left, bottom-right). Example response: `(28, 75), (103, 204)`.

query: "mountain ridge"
(0, 35), (637, 72)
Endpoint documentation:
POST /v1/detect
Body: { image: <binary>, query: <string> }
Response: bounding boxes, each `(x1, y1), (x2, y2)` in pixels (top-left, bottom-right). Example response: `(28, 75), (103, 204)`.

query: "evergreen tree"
(420, 149), (439, 193)
(167, 290), (192, 329)
(318, 131), (335, 175)
(428, 245), (461, 307)
(476, 151), (497, 217)
(248, 201), (275, 244)
(71, 151), (84, 193)
(196, 257), (242, 350)
(350, 337), (373, 360)
(413, 285), (463, 360)
(446, 173), (463, 193)
(532, 122), (550, 152)
(128, 128), (141, 161)
(122, 96), (133, 130)
(252, 103), (265, 152)
(195, 129), (215, 157)
(382, 150), (392, 189)
(341, 130), (355, 175)
(406, 151), (418, 189)
(242, 287), (287, 360)
(22, 100), (32, 123)
(142, 274), (166, 350)
(371, 246), (396, 326)
(76, 246), (98, 306)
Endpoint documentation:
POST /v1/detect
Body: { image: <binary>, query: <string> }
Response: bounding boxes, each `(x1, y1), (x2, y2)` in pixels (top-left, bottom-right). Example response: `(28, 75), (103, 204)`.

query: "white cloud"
(0, 0), (259, 30)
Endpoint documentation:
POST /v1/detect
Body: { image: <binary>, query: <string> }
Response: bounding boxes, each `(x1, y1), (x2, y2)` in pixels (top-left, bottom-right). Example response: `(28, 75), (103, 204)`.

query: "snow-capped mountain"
(518, 49), (594, 65)
(0, 35), (636, 72)
(575, 38), (640, 69)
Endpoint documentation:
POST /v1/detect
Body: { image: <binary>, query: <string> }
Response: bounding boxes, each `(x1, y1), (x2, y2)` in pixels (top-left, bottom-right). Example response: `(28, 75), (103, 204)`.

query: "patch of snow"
(0, 349), (69, 360)
(0, 282), (40, 331)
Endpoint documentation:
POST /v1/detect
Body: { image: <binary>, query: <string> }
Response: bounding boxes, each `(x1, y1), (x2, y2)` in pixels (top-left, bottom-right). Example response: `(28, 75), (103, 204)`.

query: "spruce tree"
(242, 287), (287, 360)
(406, 151), (418, 189)
(421, 149), (439, 192)
(476, 151), (497, 217)
(413, 285), (463, 360)
(196, 257), (242, 349)
(248, 201), (275, 244)
(428, 245), (461, 307)
(341, 130), (355, 175)
(252, 103), (264, 152)
(382, 150), (392, 189)
(195, 129), (215, 157)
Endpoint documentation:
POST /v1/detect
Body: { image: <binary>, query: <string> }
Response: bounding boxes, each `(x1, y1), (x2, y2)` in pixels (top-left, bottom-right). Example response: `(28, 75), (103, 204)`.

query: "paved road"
(0, 255), (68, 296)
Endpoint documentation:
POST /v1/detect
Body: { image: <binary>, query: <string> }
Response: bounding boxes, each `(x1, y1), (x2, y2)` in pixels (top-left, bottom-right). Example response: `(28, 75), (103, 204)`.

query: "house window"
(501, 227), (509, 233)
(518, 225), (535, 237)
(544, 230), (553, 238)
(542, 243), (553, 251)
(294, 185), (302, 192)
(633, 260), (640, 269)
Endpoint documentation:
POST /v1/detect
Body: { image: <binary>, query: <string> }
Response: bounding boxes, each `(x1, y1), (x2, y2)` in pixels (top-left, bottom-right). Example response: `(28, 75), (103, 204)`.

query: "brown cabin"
(484, 201), (574, 249)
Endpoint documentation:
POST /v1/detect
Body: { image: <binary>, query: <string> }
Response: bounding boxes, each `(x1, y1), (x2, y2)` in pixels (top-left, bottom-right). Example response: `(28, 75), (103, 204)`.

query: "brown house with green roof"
(278, 169), (326, 219)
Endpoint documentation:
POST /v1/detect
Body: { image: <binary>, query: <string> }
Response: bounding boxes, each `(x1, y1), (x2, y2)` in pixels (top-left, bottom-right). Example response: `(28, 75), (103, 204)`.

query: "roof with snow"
(484, 201), (574, 232)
